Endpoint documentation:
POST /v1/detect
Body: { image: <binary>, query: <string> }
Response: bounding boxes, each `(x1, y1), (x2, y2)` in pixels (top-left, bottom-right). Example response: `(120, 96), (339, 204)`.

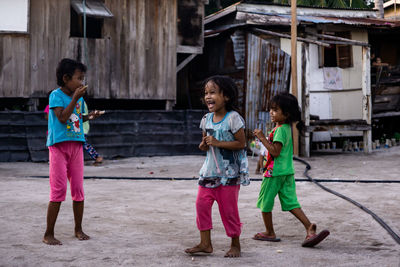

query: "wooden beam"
(291, 0), (299, 156)
(251, 28), (330, 47)
(310, 33), (369, 47)
(177, 54), (197, 73)
(177, 45), (203, 54)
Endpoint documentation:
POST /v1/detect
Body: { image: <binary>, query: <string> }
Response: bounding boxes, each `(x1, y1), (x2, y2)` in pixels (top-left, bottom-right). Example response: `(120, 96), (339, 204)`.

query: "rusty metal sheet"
(245, 33), (290, 135)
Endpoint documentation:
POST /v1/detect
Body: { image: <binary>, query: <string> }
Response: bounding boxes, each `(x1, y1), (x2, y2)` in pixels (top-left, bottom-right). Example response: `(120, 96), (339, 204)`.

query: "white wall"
(0, 0), (29, 32)
(306, 30), (367, 120)
(280, 38), (303, 106)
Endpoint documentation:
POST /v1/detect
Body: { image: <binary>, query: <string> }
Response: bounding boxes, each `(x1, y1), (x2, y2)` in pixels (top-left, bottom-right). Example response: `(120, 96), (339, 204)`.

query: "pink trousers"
(196, 185), (242, 238)
(48, 141), (84, 202)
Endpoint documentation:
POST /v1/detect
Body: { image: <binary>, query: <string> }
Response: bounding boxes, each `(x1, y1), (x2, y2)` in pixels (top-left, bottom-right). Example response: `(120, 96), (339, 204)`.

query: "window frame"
(0, 0), (30, 34)
(319, 31), (354, 69)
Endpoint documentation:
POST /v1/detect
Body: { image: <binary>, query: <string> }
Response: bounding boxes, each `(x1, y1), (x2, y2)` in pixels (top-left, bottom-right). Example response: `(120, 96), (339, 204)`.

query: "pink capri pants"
(48, 141), (84, 202)
(196, 185), (242, 238)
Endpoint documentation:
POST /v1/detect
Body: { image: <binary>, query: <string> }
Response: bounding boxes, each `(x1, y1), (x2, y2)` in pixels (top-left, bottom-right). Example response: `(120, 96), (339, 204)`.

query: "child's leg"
(185, 186), (214, 254)
(68, 142), (90, 240)
(255, 177), (280, 239)
(73, 201), (89, 240)
(43, 144), (69, 245)
(43, 201), (62, 245)
(255, 155), (263, 174)
(290, 208), (314, 236)
(83, 137), (100, 160)
(278, 175), (313, 235)
(261, 212), (276, 237)
(216, 185), (241, 257)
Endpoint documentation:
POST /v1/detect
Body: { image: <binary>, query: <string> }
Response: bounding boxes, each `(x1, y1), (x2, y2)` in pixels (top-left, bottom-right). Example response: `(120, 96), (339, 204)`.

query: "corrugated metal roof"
(238, 11), (400, 27)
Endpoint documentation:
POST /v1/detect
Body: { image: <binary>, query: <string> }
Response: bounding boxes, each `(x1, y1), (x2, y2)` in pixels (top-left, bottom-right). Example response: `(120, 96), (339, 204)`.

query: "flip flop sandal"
(302, 229), (330, 247)
(252, 232), (281, 242)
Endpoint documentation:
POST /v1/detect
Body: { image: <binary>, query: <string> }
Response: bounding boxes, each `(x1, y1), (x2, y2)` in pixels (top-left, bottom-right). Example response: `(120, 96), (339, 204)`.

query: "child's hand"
(73, 85), (88, 100)
(253, 129), (266, 141)
(204, 136), (220, 147)
(199, 136), (209, 151)
(88, 110), (105, 120)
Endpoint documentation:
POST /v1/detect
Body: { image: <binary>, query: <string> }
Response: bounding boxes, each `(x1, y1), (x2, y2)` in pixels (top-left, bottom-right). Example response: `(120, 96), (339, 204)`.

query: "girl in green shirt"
(253, 92), (330, 247)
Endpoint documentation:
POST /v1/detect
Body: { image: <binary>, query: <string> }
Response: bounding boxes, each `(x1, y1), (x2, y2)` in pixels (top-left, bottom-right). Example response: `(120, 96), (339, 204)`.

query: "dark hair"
(203, 75), (240, 113)
(270, 92), (304, 132)
(56, 58), (87, 86)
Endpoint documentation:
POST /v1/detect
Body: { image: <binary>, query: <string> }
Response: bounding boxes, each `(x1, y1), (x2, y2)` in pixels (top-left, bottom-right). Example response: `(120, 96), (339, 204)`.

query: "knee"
(50, 187), (67, 202)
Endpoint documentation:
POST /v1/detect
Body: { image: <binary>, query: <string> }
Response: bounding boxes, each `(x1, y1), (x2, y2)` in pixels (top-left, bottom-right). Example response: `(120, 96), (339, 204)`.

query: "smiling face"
(63, 69), (85, 94)
(269, 103), (288, 125)
(204, 81), (227, 113)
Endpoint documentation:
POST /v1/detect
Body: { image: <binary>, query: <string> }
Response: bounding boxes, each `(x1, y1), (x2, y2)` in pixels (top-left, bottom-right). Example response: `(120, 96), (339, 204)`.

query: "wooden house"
(0, 0), (207, 111)
(179, 1), (400, 156)
(0, 0), (208, 162)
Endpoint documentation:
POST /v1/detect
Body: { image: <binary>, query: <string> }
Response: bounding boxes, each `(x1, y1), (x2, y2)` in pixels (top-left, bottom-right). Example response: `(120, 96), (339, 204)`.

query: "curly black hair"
(56, 58), (87, 86)
(203, 75), (240, 113)
(270, 92), (304, 131)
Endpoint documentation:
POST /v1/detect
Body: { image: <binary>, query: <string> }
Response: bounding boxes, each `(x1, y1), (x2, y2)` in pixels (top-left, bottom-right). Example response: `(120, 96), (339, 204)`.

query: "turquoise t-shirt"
(199, 111), (250, 188)
(46, 88), (85, 147)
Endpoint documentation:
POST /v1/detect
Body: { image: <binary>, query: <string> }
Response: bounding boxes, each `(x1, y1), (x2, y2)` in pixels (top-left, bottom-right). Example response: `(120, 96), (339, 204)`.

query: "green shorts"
(257, 174), (301, 212)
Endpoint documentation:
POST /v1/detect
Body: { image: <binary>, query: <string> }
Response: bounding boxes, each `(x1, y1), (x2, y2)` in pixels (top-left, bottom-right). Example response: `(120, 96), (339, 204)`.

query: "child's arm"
(53, 86), (87, 123)
(253, 129), (282, 158)
(199, 132), (209, 151)
(83, 110), (105, 122)
(204, 128), (246, 150)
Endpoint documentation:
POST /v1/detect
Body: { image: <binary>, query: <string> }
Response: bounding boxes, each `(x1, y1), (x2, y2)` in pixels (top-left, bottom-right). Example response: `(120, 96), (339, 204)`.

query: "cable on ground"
(293, 156), (400, 245)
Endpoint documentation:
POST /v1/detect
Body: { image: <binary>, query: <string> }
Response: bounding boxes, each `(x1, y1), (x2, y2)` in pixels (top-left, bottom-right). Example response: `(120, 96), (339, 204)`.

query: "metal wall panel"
(245, 33), (290, 135)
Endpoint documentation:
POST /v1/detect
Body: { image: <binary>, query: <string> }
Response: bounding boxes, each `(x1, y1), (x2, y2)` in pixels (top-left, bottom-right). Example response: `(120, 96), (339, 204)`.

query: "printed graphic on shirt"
(264, 127), (277, 177)
(66, 101), (83, 137)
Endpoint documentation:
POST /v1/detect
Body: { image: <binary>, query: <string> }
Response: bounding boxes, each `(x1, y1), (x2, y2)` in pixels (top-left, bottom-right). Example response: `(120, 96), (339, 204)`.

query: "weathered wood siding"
(0, 110), (204, 162)
(0, 0), (177, 100)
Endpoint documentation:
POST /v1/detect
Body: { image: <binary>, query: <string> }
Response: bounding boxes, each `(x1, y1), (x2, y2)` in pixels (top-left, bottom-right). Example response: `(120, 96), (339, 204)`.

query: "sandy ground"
(1, 147), (400, 267)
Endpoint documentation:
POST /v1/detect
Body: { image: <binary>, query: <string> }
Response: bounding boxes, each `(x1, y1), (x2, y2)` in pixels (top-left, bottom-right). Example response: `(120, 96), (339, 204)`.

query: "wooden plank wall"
(0, 0), (177, 100)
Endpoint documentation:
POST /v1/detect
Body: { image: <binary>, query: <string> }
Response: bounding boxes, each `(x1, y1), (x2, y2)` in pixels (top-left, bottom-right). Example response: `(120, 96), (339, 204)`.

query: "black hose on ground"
(293, 156), (400, 245)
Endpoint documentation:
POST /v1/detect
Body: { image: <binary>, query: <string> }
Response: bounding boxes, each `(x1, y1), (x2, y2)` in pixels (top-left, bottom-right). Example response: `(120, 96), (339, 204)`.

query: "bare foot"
(75, 230), (90, 241)
(43, 234), (62, 245)
(184, 244), (213, 254)
(224, 245), (241, 257)
(225, 237), (241, 257)
(307, 223), (317, 237)
(93, 157), (103, 166)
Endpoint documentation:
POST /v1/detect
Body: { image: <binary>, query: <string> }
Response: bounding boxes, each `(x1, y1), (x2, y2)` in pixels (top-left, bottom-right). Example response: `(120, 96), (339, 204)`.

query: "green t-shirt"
(264, 123), (294, 177)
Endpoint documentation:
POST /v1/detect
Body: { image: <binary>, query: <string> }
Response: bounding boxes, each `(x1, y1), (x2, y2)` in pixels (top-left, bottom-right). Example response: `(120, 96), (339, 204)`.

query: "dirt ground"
(1, 146), (400, 267)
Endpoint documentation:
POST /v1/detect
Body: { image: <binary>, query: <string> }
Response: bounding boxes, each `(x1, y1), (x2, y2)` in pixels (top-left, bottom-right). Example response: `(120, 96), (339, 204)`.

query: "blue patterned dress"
(199, 111), (250, 188)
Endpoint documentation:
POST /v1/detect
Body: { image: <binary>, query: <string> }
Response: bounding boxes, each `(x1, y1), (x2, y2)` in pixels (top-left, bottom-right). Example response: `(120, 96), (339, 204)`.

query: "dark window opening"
(321, 31), (353, 68)
(323, 45), (337, 67)
(70, 8), (103, 38)
(70, 0), (113, 39)
(178, 2), (203, 46)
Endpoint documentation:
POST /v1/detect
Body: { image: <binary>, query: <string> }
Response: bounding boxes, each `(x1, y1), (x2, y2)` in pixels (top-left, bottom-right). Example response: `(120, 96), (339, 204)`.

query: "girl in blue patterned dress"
(185, 76), (249, 258)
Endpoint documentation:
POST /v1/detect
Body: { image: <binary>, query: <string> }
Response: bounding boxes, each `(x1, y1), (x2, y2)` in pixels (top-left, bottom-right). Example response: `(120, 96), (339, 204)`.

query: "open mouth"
(206, 101), (215, 109)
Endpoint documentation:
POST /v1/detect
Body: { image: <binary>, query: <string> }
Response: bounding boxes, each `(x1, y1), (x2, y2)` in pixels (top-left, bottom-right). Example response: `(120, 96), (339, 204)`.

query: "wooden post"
(291, 0), (299, 156)
(362, 46), (372, 153)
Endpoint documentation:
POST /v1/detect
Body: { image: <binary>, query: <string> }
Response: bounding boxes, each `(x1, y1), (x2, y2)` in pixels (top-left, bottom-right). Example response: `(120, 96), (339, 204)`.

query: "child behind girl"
(253, 92), (329, 247)
(43, 58), (91, 245)
(82, 100), (104, 165)
(185, 76), (250, 258)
